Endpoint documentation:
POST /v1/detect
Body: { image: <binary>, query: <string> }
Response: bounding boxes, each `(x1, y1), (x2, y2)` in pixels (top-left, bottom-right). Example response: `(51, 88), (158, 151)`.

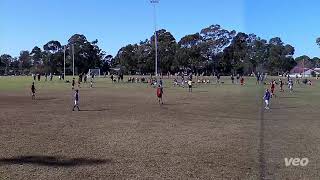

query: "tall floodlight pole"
(303, 57), (305, 78)
(72, 44), (75, 77)
(63, 45), (66, 77)
(151, 0), (159, 76)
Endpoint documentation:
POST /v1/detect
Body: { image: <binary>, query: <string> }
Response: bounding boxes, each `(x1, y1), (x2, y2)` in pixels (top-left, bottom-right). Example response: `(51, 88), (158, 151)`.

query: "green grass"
(1, 75), (319, 179)
(0, 76), (69, 92)
(0, 75), (319, 96)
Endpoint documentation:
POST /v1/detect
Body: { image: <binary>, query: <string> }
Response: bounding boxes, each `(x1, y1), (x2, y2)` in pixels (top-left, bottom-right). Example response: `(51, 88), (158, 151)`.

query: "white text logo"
(284, 158), (309, 167)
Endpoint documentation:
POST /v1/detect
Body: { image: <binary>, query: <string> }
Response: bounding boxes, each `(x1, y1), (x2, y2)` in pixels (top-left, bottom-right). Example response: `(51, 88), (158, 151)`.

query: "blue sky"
(0, 0), (319, 58)
(245, 0), (320, 58)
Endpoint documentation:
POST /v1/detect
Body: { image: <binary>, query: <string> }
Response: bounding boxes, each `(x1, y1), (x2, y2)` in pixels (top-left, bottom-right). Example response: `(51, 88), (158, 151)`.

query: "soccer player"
(217, 73), (221, 84)
(240, 76), (245, 85)
(84, 74), (87, 83)
(156, 85), (164, 104)
(159, 78), (163, 87)
(110, 74), (114, 83)
(90, 77), (93, 88)
(188, 79), (192, 92)
(79, 74), (83, 83)
(78, 78), (81, 88)
(72, 89), (80, 111)
(263, 89), (271, 110)
(259, 74), (263, 84)
(288, 79), (293, 92)
(31, 82), (36, 100)
(231, 74), (235, 84)
(271, 80), (276, 97)
(279, 79), (284, 92)
(72, 78), (75, 90)
(236, 74), (240, 84)
(256, 73), (260, 85)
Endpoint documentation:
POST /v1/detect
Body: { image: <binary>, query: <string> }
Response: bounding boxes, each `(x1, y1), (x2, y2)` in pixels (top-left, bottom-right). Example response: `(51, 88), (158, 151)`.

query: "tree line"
(1, 24), (320, 76)
(0, 34), (109, 75)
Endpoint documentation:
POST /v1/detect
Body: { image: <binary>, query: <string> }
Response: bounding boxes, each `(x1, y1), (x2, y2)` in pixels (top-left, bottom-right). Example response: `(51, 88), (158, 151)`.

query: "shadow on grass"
(36, 97), (57, 101)
(280, 96), (297, 99)
(194, 91), (209, 93)
(271, 106), (298, 110)
(162, 102), (191, 106)
(79, 108), (108, 112)
(0, 155), (111, 167)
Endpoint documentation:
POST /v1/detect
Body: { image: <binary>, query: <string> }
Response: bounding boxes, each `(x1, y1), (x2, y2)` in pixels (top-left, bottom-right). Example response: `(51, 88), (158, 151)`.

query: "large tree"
(151, 29), (177, 74)
(115, 29), (177, 75)
(43, 40), (63, 73)
(177, 34), (207, 74)
(114, 44), (138, 74)
(245, 36), (269, 73)
(295, 55), (320, 69)
(43, 41), (62, 53)
(101, 55), (113, 74)
(30, 46), (43, 73)
(18, 51), (32, 72)
(267, 37), (296, 75)
(0, 54), (13, 75)
(67, 34), (103, 74)
(220, 32), (249, 75)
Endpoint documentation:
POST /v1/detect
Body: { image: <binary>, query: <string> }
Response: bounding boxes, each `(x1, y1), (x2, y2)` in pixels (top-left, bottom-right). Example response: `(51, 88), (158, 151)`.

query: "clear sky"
(0, 0), (319, 58)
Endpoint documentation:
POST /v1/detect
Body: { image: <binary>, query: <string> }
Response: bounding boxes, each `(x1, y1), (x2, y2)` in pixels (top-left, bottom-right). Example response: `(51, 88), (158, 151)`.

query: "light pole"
(151, 0), (159, 76)
(72, 44), (75, 77)
(63, 45), (66, 78)
(302, 58), (305, 78)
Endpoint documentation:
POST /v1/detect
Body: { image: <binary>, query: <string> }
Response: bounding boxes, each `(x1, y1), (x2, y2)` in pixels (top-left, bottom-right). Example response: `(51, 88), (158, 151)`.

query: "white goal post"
(88, 69), (101, 77)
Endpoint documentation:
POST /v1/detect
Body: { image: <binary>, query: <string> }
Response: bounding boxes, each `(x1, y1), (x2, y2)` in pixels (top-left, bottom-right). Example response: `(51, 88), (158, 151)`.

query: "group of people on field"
(30, 72), (97, 111)
(262, 75), (307, 110)
(30, 71), (315, 111)
(32, 73), (56, 82)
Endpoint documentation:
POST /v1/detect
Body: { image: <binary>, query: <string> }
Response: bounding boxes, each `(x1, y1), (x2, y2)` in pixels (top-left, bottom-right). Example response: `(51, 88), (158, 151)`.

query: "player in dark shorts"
(256, 73), (260, 85)
(271, 80), (276, 97)
(279, 79), (284, 92)
(159, 78), (163, 87)
(72, 89), (80, 111)
(110, 75), (114, 82)
(217, 74), (221, 84)
(78, 78), (81, 88)
(90, 77), (93, 88)
(240, 76), (245, 85)
(231, 74), (235, 84)
(236, 74), (240, 84)
(156, 85), (164, 104)
(79, 74), (83, 83)
(84, 75), (87, 83)
(72, 78), (75, 90)
(31, 82), (36, 100)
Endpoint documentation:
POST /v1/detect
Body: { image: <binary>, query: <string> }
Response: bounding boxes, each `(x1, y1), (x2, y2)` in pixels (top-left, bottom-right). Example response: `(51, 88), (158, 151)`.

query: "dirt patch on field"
(6, 81), (320, 179)
(0, 83), (263, 179)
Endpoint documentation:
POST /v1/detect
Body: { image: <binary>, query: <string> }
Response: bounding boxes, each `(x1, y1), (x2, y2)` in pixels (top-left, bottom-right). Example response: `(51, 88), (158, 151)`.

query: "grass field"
(0, 76), (319, 179)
